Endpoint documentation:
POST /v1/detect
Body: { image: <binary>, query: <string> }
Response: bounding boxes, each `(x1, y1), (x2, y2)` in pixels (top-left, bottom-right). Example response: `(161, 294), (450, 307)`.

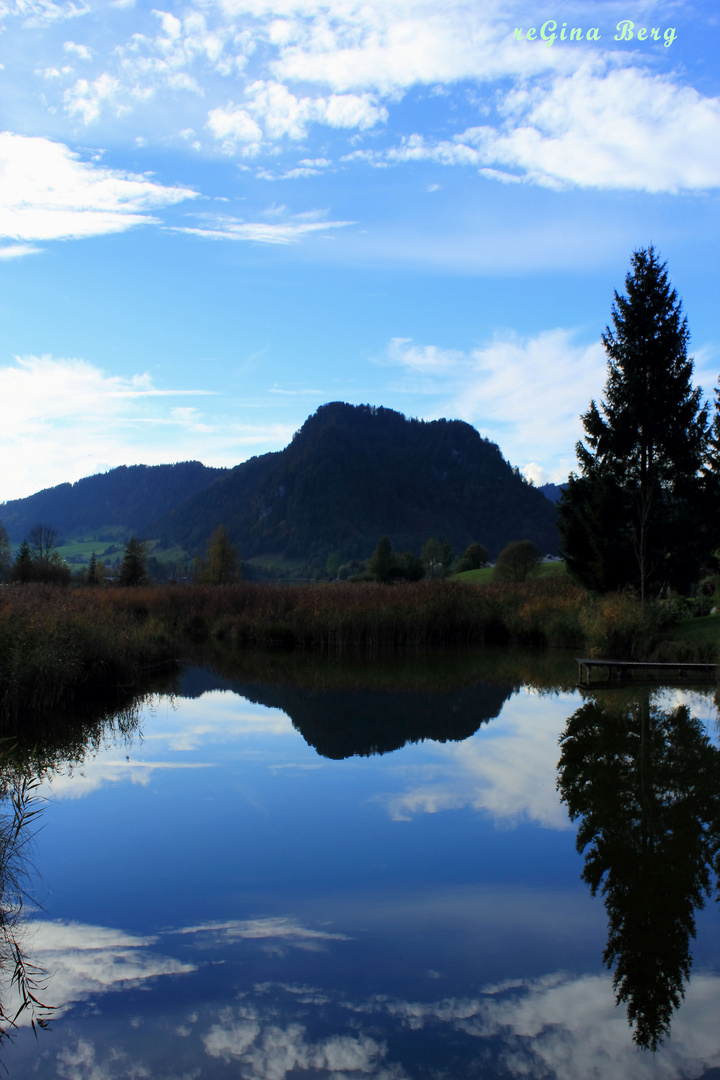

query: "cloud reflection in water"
(13, 916), (720, 1079)
(379, 690), (575, 829)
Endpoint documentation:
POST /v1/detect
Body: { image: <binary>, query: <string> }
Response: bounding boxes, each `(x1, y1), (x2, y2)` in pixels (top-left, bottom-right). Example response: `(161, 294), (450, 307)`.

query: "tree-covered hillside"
(156, 403), (558, 561)
(1, 462), (227, 541)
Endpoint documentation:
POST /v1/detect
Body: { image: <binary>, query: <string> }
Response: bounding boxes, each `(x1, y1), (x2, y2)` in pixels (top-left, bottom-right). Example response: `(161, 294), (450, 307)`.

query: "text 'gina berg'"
(513, 21), (677, 46)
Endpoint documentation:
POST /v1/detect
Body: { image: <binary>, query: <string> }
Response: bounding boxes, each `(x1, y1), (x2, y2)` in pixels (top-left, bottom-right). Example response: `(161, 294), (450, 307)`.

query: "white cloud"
(199, 969), (720, 1079)
(0, 354), (293, 501)
(64, 71), (130, 124)
(0, 132), (197, 242)
(177, 916), (350, 943)
(174, 212), (354, 242)
(462, 972), (720, 1080)
(63, 39), (92, 60)
(379, 690), (575, 829)
(483, 65), (720, 193)
(265, 0), (561, 94)
(3, 0), (717, 197)
(377, 66), (720, 193)
(385, 328), (606, 484)
(203, 1011), (391, 1078)
(206, 102), (263, 153)
(6, 0), (90, 27)
(206, 83), (386, 154)
(6, 919), (195, 1024)
(0, 243), (43, 258)
(41, 758), (214, 800)
(336, 971), (720, 1079)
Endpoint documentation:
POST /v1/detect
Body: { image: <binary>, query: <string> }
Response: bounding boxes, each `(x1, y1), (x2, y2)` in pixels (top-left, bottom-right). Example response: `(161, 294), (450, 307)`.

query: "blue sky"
(1, 0), (719, 502)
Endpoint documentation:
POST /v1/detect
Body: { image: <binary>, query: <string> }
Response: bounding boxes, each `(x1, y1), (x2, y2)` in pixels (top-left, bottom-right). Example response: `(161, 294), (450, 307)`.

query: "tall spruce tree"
(558, 248), (709, 600)
(10, 539), (34, 583)
(119, 536), (148, 586)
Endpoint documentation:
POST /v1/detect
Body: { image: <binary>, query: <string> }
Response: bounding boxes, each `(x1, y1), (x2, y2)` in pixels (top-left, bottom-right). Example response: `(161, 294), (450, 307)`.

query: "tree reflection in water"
(0, 771), (53, 1042)
(558, 692), (720, 1051)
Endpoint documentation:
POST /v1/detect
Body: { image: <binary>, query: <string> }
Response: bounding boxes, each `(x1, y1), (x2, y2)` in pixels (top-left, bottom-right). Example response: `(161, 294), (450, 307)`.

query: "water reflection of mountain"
(178, 665), (517, 758)
(558, 691), (720, 1051)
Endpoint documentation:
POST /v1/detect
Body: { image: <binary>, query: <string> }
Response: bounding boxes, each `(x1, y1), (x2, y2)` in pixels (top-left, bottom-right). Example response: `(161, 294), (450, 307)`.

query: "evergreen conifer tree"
(10, 540), (35, 583)
(558, 248), (709, 599)
(87, 552), (99, 585)
(369, 536), (394, 582)
(119, 536), (148, 586)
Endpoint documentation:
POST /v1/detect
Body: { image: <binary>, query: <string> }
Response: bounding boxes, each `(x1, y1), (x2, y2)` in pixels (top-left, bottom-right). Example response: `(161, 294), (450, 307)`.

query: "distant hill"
(539, 482), (567, 504)
(156, 402), (559, 561)
(0, 462), (227, 542)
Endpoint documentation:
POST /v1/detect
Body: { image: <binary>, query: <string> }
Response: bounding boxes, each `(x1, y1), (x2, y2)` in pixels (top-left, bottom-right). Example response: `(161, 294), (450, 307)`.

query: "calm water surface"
(2, 650), (719, 1079)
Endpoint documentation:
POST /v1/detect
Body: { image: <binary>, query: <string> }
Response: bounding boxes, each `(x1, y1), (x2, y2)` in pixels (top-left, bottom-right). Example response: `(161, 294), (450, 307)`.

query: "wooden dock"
(576, 657), (717, 686)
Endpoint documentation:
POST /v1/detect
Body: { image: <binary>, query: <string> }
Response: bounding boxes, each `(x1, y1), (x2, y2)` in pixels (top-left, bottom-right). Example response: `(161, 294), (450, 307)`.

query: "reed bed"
(0, 585), (174, 721)
(0, 577), (692, 719)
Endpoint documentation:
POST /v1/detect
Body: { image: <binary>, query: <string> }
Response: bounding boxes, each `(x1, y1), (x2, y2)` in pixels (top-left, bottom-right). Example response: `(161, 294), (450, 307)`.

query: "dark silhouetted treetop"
(493, 539), (542, 582)
(366, 536), (425, 582)
(454, 542), (489, 574)
(558, 248), (709, 598)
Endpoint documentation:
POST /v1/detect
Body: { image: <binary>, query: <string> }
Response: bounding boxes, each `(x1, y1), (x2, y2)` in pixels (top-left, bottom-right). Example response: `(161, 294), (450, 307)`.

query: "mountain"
(0, 462), (227, 542)
(176, 665), (516, 759)
(539, 482), (567, 504)
(155, 402), (559, 561)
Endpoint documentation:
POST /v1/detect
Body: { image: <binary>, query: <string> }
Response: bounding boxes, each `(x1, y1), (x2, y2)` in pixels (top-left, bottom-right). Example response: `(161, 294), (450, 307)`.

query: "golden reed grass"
(0, 577), (690, 719)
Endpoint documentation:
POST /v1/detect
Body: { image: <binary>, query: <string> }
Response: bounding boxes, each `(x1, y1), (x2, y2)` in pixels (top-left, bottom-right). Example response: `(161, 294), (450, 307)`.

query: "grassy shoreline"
(1, 579), (717, 720)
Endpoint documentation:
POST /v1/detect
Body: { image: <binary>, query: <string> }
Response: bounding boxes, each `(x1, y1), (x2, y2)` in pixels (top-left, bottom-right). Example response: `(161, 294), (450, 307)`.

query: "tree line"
(0, 523), (243, 588)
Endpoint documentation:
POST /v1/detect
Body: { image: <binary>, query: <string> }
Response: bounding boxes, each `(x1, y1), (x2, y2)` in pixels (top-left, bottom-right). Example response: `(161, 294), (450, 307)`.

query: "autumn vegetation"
(0, 575), (700, 722)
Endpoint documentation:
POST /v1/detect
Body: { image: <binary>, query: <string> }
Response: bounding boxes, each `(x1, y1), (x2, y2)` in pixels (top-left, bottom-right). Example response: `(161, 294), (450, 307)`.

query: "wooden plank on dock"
(576, 657), (717, 685)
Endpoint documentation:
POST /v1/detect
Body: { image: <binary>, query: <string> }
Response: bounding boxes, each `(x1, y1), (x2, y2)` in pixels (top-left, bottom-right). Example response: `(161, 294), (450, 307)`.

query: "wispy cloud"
(176, 916), (350, 943)
(6, 0), (90, 27)
(42, 758), (215, 800)
(0, 243), (43, 259)
(0, 355), (292, 500)
(0, 132), (197, 243)
(384, 328), (606, 484)
(378, 66), (720, 193)
(173, 211), (354, 243)
(10, 919), (195, 1024)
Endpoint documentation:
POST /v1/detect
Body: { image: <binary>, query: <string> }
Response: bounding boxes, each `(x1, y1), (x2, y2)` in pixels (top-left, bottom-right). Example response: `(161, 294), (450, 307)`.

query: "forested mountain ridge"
(155, 402), (559, 561)
(1, 461), (227, 541)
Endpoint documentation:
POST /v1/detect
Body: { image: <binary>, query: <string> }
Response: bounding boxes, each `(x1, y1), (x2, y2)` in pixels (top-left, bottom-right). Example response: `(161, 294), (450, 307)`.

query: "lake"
(1, 648), (719, 1079)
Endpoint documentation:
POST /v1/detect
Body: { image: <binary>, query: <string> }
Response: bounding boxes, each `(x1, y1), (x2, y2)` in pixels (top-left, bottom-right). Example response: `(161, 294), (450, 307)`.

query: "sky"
(1, 0), (719, 502)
